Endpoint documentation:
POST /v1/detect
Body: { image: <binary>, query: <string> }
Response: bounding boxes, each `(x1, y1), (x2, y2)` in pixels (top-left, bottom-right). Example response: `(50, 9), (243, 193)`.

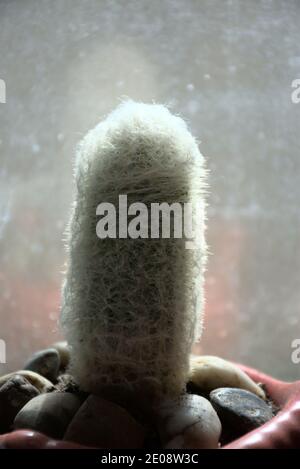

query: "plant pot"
(1, 363), (299, 449)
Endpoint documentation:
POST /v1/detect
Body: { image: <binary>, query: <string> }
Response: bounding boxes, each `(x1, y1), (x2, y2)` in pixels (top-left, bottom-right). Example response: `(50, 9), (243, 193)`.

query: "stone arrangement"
(0, 344), (277, 448)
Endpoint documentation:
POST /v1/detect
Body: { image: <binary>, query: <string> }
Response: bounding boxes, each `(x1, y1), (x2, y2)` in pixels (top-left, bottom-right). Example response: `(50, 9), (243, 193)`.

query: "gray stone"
(0, 370), (54, 393)
(64, 395), (145, 448)
(209, 387), (273, 440)
(14, 392), (82, 439)
(24, 348), (60, 382)
(156, 394), (221, 449)
(0, 374), (40, 433)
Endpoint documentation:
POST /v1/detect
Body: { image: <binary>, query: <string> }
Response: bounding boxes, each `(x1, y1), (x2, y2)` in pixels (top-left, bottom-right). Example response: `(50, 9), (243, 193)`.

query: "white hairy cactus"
(61, 101), (207, 396)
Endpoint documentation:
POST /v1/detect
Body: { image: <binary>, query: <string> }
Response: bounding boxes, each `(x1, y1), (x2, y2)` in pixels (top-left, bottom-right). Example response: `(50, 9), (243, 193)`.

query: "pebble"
(189, 355), (266, 399)
(0, 375), (40, 433)
(209, 387), (273, 440)
(64, 395), (145, 448)
(99, 377), (163, 421)
(0, 371), (54, 393)
(14, 392), (82, 439)
(155, 394), (221, 449)
(51, 341), (70, 370)
(24, 348), (60, 382)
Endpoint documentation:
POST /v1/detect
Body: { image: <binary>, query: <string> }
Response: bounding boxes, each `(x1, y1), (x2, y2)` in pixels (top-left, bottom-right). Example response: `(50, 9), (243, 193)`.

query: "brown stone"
(0, 374), (40, 433)
(14, 392), (82, 439)
(64, 395), (145, 448)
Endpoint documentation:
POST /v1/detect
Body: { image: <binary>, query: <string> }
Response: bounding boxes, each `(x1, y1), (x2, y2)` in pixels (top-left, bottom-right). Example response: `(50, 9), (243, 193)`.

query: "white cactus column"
(61, 101), (207, 396)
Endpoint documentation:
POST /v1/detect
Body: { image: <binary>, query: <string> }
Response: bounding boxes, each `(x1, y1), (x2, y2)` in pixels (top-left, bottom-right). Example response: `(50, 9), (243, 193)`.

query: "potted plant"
(1, 102), (299, 449)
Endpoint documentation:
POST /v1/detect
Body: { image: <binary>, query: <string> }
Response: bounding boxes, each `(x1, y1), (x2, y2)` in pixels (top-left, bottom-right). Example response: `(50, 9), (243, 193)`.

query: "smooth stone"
(155, 394), (221, 449)
(24, 348), (60, 382)
(51, 341), (70, 370)
(210, 387), (273, 439)
(14, 392), (82, 439)
(0, 375), (40, 433)
(64, 395), (145, 448)
(189, 355), (266, 399)
(99, 377), (163, 420)
(0, 371), (54, 393)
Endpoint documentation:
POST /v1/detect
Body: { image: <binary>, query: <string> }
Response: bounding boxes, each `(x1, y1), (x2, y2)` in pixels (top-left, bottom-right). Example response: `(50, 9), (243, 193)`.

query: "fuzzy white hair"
(61, 101), (207, 396)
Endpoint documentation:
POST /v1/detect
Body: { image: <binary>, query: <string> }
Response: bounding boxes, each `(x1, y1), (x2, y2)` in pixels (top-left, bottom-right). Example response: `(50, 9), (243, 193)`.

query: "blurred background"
(0, 0), (299, 380)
